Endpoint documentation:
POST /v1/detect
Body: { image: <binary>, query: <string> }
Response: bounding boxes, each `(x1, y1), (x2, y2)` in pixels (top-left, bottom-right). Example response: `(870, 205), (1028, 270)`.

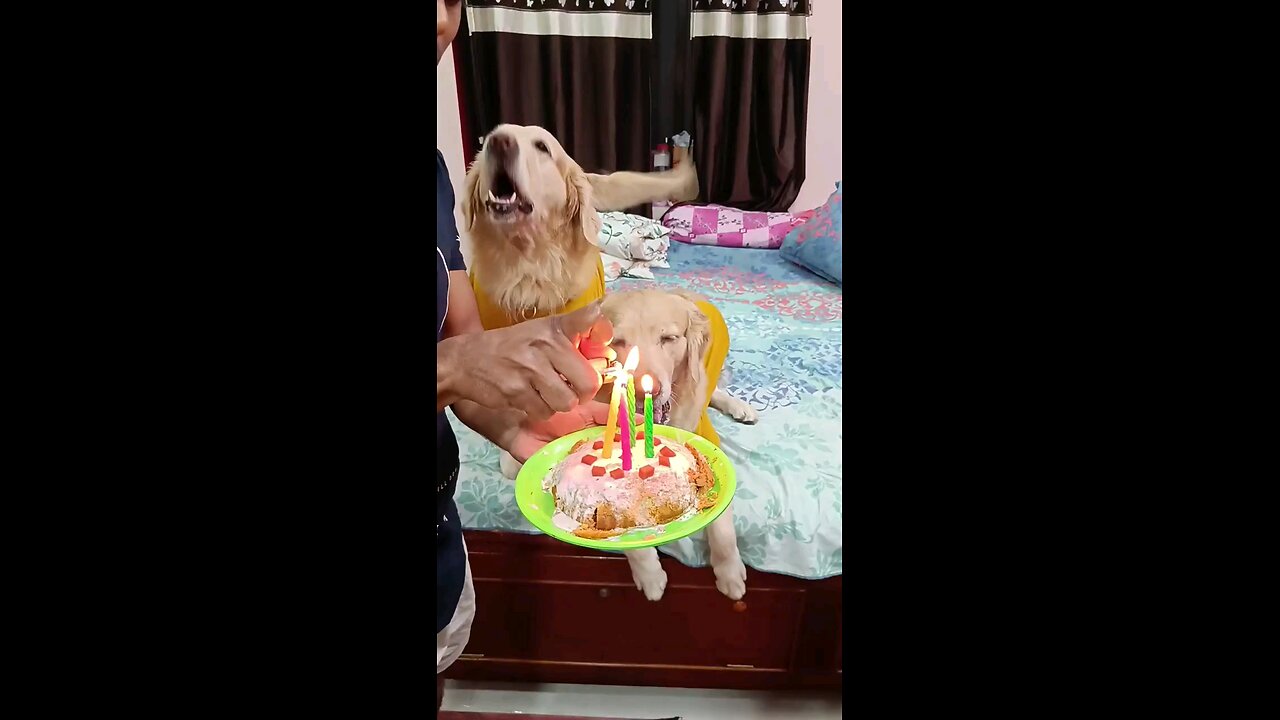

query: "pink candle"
(619, 391), (633, 471)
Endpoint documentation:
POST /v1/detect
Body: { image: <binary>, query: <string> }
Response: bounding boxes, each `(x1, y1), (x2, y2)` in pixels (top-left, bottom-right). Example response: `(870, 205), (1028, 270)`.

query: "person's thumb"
(551, 301), (603, 340)
(582, 400), (612, 426)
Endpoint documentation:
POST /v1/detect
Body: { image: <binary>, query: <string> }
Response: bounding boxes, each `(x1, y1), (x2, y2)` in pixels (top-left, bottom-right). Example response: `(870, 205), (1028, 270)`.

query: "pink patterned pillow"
(661, 204), (806, 249)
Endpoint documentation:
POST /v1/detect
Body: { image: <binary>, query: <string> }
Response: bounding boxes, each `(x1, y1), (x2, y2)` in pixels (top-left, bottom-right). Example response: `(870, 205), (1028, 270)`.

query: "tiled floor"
(440, 680), (842, 719)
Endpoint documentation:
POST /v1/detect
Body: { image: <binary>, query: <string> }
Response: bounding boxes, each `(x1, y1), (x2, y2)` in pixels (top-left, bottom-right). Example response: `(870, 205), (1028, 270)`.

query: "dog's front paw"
(727, 398), (759, 425)
(632, 564), (668, 601)
(713, 556), (747, 601)
(499, 450), (522, 480)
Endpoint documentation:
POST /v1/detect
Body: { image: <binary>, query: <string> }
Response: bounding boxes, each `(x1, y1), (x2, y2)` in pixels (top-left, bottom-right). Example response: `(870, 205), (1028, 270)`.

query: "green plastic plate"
(515, 424), (736, 551)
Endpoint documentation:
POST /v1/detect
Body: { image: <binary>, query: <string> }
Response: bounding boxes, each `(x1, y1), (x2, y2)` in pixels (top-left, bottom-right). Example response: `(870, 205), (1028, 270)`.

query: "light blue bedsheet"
(449, 242), (842, 579)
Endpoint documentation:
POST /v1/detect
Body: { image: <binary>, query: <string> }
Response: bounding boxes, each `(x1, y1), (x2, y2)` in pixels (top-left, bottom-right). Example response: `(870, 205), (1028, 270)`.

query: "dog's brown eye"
(662, 335), (678, 344)
(534, 140), (550, 154)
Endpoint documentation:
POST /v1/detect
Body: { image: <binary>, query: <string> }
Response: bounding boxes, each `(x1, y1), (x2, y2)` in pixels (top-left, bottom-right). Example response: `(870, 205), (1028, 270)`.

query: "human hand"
(575, 306), (616, 368)
(438, 301), (617, 420)
(506, 401), (606, 463)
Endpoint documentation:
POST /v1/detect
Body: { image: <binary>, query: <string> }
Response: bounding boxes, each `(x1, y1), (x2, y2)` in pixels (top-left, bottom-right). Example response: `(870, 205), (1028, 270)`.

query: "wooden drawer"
(468, 540), (636, 585)
(466, 575), (806, 670)
(450, 530), (842, 689)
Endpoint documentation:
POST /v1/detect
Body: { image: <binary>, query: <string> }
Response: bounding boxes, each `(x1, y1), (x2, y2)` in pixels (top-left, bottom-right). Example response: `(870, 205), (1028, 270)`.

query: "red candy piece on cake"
(638, 465), (654, 479)
(659, 446), (676, 458)
(593, 440), (604, 450)
(609, 468), (625, 479)
(636, 430), (644, 439)
(653, 437), (661, 445)
(591, 466), (606, 476)
(658, 456), (670, 467)
(581, 455), (598, 465)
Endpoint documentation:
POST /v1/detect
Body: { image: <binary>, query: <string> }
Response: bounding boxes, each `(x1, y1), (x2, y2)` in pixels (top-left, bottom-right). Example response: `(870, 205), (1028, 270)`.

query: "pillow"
(661, 204), (806, 249)
(595, 211), (671, 262)
(593, 211), (672, 281)
(780, 181), (842, 284)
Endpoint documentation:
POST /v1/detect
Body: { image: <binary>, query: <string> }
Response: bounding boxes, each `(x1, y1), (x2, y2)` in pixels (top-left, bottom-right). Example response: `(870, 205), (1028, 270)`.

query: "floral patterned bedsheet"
(448, 242), (843, 579)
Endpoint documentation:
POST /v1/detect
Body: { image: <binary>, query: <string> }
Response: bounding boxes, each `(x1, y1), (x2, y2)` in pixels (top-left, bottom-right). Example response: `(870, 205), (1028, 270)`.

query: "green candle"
(641, 375), (655, 458)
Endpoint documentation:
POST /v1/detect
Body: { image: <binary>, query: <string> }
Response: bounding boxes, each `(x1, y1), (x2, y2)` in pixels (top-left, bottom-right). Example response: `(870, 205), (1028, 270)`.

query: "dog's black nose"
(486, 132), (516, 160)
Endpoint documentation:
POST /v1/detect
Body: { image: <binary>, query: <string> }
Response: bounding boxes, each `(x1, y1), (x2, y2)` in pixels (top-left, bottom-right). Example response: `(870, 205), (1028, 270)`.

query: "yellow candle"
(602, 366), (623, 459)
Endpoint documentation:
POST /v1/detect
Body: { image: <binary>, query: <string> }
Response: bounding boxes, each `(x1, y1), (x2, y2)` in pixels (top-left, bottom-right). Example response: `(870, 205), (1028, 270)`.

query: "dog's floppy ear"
(679, 294), (712, 394)
(461, 152), (485, 231)
(564, 163), (602, 247)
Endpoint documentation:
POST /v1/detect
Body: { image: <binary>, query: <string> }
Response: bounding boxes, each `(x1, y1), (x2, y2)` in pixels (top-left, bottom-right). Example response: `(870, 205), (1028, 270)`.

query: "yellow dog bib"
(692, 300), (731, 449)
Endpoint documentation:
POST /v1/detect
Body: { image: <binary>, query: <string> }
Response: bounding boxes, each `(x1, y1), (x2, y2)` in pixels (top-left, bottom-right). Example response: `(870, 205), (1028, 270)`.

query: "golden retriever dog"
(461, 123), (697, 331)
(600, 288), (758, 602)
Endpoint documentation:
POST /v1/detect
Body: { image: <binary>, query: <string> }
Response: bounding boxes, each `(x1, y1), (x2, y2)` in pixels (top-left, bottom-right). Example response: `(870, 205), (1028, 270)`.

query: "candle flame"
(624, 346), (639, 372)
(641, 374), (653, 393)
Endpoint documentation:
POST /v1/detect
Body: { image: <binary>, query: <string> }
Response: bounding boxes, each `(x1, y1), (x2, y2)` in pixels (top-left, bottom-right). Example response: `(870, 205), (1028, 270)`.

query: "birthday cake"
(547, 430), (717, 539)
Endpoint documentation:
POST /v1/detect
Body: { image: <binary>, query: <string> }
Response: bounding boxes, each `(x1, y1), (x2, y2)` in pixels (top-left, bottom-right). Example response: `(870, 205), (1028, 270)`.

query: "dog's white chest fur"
(477, 236), (593, 317)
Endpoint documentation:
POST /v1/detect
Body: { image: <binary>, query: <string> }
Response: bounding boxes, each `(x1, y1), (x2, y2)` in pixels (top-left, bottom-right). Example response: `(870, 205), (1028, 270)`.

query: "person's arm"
(441, 270), (525, 449)
(441, 270), (482, 339)
(438, 275), (626, 461)
(436, 270), (485, 412)
(436, 271), (610, 418)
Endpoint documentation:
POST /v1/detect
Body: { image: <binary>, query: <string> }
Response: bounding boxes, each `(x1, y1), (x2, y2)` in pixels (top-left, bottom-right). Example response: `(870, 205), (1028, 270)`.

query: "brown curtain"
(454, 0), (653, 178)
(688, 0), (811, 211)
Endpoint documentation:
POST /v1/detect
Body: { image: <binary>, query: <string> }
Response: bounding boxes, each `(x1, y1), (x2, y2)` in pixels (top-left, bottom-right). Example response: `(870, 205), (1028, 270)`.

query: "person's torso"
(436, 150), (466, 632)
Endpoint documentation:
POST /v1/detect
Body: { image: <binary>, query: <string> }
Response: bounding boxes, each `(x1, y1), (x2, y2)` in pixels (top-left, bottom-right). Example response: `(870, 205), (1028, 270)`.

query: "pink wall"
(438, 47), (472, 261)
(437, 47), (467, 196)
(436, 6), (841, 213)
(792, 1), (842, 212)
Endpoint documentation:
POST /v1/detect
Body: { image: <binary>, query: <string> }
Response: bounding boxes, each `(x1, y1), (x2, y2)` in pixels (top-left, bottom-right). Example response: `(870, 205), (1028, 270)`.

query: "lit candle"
(641, 374), (655, 458)
(602, 363), (623, 459)
(619, 391), (633, 471)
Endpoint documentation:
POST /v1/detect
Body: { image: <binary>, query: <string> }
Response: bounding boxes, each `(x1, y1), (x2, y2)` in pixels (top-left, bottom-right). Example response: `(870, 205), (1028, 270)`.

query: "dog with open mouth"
(461, 123), (698, 331)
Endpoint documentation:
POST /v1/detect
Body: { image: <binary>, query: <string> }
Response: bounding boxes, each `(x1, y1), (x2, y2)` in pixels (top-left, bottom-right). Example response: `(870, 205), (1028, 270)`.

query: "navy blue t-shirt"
(437, 150), (467, 633)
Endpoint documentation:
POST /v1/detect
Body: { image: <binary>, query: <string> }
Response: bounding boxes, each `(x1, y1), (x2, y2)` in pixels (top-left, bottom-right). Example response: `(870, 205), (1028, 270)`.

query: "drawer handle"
(599, 588), (611, 598)
(733, 600), (747, 613)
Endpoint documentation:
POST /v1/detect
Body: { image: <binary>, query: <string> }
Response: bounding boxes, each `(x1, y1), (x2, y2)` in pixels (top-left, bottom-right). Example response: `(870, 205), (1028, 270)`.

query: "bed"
(445, 240), (843, 689)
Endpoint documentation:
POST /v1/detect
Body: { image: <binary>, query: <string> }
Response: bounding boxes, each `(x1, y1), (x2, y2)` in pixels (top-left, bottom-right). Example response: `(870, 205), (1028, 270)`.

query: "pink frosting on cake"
(548, 433), (698, 527)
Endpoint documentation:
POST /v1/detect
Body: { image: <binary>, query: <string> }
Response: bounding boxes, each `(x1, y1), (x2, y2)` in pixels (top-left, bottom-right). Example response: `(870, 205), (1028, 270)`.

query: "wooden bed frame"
(443, 530), (842, 690)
